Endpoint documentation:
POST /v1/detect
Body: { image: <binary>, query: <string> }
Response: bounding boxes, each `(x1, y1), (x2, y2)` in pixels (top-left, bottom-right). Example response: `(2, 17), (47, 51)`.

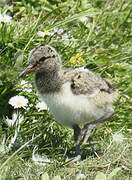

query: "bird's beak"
(19, 64), (36, 77)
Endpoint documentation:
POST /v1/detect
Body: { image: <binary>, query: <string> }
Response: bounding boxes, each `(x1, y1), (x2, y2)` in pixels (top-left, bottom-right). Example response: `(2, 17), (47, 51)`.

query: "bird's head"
(19, 45), (61, 77)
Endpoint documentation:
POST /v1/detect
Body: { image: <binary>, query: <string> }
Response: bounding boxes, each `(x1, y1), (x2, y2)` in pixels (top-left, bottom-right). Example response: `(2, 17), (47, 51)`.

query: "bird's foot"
(65, 154), (81, 163)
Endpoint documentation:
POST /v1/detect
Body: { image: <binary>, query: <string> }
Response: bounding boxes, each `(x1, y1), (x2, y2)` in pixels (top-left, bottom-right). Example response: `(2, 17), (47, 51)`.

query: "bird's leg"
(81, 110), (114, 144)
(81, 124), (96, 144)
(72, 124), (81, 156)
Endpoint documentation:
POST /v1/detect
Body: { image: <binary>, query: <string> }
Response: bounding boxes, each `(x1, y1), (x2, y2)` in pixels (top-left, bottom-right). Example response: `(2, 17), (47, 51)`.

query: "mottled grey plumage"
(63, 69), (114, 95)
(20, 45), (118, 158)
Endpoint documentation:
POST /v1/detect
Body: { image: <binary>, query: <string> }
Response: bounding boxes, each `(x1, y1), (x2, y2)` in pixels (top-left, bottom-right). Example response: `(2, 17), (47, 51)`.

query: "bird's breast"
(41, 82), (108, 127)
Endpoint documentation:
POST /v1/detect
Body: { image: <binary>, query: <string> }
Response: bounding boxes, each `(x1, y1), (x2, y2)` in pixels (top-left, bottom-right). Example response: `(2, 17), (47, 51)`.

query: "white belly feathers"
(42, 82), (107, 127)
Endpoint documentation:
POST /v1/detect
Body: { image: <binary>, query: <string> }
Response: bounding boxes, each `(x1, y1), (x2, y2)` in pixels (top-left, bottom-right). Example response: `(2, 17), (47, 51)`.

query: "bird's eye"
(52, 54), (56, 58)
(39, 55), (56, 63)
(39, 56), (47, 62)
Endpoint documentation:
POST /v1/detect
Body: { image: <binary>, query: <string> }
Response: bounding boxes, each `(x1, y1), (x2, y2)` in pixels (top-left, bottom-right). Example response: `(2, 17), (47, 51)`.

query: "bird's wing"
(62, 67), (116, 98)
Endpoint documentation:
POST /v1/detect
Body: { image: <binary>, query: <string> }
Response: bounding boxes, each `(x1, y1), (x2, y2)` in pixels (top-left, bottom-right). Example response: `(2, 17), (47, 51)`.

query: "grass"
(0, 0), (132, 179)
(0, 135), (131, 179)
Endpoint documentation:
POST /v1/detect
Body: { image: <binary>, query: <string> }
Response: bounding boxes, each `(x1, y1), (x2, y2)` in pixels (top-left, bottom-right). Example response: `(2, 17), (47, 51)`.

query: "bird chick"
(20, 45), (118, 158)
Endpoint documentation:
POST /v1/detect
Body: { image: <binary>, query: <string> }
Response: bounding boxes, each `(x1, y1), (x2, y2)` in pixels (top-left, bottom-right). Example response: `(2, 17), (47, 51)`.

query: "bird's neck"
(35, 70), (63, 94)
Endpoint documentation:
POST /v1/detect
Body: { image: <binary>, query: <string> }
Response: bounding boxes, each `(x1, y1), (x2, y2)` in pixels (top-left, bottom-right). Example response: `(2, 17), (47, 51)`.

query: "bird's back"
(62, 67), (118, 105)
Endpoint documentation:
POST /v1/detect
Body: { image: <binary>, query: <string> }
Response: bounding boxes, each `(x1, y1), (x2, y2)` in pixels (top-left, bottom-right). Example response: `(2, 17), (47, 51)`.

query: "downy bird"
(19, 45), (118, 157)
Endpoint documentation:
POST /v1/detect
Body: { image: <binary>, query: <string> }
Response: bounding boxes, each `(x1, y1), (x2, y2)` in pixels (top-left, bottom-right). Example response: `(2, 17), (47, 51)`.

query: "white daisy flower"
(20, 80), (27, 86)
(37, 30), (54, 37)
(62, 32), (70, 41)
(53, 27), (64, 35)
(112, 132), (124, 144)
(36, 101), (48, 111)
(0, 14), (12, 23)
(9, 95), (28, 109)
(20, 80), (32, 93)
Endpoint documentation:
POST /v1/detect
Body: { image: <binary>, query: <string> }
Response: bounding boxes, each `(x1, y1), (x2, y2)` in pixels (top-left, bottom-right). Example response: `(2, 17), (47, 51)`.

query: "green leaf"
(48, 10), (100, 31)
(94, 172), (107, 180)
(41, 172), (50, 180)
(53, 175), (61, 180)
(80, 0), (90, 10)
(108, 168), (121, 180)
(14, 50), (24, 68)
(0, 176), (12, 180)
